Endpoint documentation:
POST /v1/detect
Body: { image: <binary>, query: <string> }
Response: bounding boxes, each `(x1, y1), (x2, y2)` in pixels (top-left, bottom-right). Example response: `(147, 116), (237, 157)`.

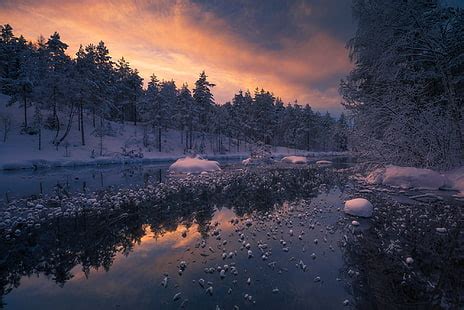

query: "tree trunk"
(38, 128), (41, 150)
(23, 96), (27, 128)
(52, 87), (60, 145)
(99, 116), (103, 156)
(158, 126), (162, 152)
(56, 103), (76, 146)
(80, 101), (85, 146)
(133, 99), (137, 126)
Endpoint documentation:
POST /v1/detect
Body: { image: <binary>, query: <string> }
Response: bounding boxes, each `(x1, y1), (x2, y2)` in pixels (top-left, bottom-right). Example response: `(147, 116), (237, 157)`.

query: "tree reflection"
(0, 166), (344, 307)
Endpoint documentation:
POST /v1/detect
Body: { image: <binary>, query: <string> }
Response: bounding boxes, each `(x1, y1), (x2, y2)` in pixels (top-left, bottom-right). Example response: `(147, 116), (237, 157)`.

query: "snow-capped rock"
(344, 198), (373, 218)
(281, 156), (308, 164)
(169, 156), (221, 174)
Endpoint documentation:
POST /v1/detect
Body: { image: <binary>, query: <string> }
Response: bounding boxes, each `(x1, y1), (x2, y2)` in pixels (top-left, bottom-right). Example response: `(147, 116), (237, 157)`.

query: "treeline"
(341, 0), (464, 168)
(0, 24), (348, 154)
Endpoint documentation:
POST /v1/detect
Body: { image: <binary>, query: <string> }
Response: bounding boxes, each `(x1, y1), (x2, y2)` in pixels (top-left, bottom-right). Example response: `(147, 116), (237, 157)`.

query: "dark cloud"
(191, 0), (355, 50)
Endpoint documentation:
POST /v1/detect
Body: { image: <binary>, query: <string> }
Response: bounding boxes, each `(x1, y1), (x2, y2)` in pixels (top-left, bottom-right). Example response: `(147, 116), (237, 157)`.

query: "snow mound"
(367, 166), (447, 190)
(344, 198), (373, 218)
(316, 160), (333, 166)
(281, 156), (308, 164)
(242, 158), (252, 165)
(169, 156), (221, 174)
(446, 167), (464, 197)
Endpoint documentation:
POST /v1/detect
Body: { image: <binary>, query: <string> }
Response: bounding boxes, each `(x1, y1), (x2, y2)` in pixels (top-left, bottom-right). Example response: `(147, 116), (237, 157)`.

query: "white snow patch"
(344, 198), (373, 218)
(281, 156), (308, 164)
(445, 167), (464, 197)
(316, 160), (333, 166)
(169, 156), (221, 174)
(366, 166), (447, 190)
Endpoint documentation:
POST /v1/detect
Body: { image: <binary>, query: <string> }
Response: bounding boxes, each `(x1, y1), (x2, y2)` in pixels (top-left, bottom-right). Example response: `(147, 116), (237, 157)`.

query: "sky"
(0, 0), (356, 114)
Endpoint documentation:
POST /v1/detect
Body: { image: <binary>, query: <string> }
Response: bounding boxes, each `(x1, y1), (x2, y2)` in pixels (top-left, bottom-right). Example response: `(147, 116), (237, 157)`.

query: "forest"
(0, 25), (348, 155)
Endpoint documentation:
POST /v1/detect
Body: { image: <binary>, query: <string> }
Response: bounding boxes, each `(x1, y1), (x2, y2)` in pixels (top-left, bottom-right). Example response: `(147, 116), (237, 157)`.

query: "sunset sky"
(0, 0), (356, 113)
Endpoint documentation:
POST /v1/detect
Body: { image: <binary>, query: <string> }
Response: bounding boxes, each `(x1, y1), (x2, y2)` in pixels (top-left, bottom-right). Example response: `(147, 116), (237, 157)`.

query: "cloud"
(0, 0), (353, 111)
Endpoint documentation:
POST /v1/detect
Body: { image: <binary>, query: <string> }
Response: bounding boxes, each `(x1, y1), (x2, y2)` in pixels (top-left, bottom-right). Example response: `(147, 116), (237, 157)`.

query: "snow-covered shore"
(365, 165), (464, 197)
(0, 95), (348, 171)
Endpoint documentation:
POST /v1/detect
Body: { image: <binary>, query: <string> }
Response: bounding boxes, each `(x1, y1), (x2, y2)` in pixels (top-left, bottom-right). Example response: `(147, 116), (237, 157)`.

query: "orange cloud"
(0, 0), (351, 110)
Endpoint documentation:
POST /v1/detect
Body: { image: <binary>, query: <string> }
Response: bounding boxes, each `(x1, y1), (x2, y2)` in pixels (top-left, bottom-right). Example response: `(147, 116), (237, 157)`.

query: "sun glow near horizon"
(0, 0), (353, 112)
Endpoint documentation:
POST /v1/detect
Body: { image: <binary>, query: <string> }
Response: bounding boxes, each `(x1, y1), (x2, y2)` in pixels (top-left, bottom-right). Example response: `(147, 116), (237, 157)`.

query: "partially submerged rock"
(344, 198), (373, 218)
(169, 156), (221, 174)
(281, 156), (308, 164)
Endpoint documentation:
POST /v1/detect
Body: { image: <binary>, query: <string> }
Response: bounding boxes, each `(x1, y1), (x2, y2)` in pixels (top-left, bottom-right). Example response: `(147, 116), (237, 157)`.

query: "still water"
(0, 166), (357, 309)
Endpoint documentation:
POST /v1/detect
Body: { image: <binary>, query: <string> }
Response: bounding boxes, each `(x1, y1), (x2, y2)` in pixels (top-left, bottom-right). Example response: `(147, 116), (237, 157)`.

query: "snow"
(344, 198), (373, 218)
(316, 160), (333, 166)
(281, 156), (308, 164)
(366, 166), (447, 190)
(366, 165), (464, 196)
(0, 94), (349, 171)
(445, 167), (464, 197)
(169, 156), (221, 174)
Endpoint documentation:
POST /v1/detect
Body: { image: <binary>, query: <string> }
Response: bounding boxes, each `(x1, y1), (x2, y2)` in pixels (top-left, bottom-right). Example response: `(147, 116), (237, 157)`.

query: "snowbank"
(169, 156), (221, 174)
(366, 166), (447, 190)
(344, 198), (373, 218)
(281, 156), (308, 164)
(445, 167), (464, 197)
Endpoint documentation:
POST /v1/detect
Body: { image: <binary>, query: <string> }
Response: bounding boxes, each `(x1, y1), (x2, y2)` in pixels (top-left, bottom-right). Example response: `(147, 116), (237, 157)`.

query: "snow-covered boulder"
(344, 198), (373, 218)
(281, 156), (308, 164)
(316, 160), (332, 166)
(445, 167), (464, 197)
(366, 166), (447, 190)
(169, 156), (221, 174)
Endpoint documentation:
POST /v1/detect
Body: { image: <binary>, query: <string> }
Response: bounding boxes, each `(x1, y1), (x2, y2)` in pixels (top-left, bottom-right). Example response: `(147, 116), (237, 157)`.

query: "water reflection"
(0, 167), (352, 309)
(0, 164), (170, 203)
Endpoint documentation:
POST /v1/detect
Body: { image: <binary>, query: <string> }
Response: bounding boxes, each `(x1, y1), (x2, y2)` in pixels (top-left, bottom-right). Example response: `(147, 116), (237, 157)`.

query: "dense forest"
(0, 24), (348, 154)
(341, 0), (464, 169)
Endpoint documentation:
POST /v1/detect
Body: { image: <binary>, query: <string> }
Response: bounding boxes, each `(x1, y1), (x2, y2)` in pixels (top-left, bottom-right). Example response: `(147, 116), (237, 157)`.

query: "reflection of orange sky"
(1, 0), (351, 111)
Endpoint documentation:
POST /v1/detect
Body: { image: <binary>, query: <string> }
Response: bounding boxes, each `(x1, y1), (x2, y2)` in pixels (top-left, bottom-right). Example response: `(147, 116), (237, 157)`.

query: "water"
(0, 163), (170, 203)
(0, 157), (355, 203)
(0, 167), (358, 309)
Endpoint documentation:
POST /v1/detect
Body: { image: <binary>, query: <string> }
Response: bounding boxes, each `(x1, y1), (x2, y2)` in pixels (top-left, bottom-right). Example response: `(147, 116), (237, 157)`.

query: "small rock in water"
(206, 286), (213, 296)
(198, 278), (205, 288)
(247, 277), (251, 285)
(406, 257), (414, 264)
(351, 220), (360, 226)
(173, 292), (182, 301)
(343, 299), (349, 306)
(161, 276), (168, 288)
(272, 288), (279, 294)
(314, 276), (321, 282)
(248, 250), (253, 258)
(436, 227), (447, 233)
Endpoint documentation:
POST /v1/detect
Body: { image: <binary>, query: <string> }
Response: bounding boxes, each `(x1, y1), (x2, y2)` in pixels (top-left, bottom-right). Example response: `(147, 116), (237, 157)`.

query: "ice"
(344, 198), (373, 218)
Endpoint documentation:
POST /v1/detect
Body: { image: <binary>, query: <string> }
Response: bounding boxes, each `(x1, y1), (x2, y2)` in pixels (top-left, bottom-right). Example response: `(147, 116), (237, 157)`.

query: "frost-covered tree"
(341, 0), (464, 168)
(193, 71), (215, 133)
